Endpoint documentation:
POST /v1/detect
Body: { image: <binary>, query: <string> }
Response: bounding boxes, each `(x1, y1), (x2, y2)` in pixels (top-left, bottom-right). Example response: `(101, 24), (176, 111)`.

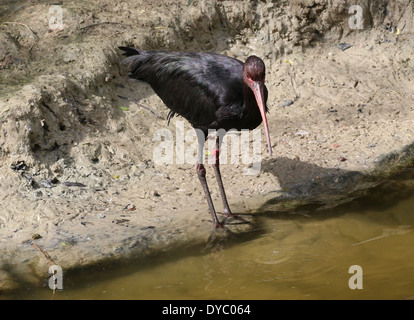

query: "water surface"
(7, 177), (414, 300)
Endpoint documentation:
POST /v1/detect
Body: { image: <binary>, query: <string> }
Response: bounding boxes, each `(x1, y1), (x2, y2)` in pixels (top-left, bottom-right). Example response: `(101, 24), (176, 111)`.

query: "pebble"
(337, 43), (352, 51)
(31, 233), (42, 240)
(281, 100), (294, 107)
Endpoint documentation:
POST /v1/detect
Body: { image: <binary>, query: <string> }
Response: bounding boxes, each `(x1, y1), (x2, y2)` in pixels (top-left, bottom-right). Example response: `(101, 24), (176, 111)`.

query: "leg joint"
(196, 163), (206, 178)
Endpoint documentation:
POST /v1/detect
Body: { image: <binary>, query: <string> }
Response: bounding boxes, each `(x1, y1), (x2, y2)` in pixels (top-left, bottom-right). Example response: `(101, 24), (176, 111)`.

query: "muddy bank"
(1, 0), (414, 292)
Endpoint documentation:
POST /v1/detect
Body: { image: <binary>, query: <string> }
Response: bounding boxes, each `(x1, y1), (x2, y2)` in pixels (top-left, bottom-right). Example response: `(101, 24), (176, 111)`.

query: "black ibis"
(119, 47), (272, 231)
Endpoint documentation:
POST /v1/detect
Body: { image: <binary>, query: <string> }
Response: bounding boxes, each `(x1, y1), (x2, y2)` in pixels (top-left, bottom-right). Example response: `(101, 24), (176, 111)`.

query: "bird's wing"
(121, 49), (244, 130)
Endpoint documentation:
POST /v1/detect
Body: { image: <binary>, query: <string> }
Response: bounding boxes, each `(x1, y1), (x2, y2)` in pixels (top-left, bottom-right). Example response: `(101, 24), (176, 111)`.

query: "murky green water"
(6, 176), (414, 300)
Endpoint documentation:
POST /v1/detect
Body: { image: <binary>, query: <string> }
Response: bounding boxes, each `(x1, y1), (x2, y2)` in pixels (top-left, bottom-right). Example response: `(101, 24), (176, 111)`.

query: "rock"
(31, 234), (42, 240)
(337, 43), (352, 51)
(281, 100), (294, 107)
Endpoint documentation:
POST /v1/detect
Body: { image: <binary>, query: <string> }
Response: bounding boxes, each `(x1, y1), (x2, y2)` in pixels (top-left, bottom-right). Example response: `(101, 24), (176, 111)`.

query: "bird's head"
(243, 56), (272, 156)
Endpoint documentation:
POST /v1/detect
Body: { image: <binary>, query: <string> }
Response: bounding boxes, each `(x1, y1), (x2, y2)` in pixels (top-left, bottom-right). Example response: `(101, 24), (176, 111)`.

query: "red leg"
(212, 136), (251, 225)
(196, 163), (222, 229)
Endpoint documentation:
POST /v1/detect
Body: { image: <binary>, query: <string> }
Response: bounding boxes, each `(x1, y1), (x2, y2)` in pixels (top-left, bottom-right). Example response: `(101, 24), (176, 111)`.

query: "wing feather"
(120, 48), (244, 130)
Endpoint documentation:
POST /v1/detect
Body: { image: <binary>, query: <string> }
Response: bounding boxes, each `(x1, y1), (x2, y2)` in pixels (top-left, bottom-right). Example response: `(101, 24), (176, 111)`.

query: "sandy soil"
(0, 0), (413, 291)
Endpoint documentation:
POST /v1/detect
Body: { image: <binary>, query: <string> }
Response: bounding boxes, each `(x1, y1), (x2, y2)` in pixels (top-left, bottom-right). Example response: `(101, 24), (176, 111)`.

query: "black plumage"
(119, 47), (268, 136)
(119, 47), (272, 232)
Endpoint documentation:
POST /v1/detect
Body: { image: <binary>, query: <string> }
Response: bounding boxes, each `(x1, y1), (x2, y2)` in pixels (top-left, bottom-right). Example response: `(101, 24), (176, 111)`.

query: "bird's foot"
(217, 211), (253, 225)
(207, 221), (233, 244)
(213, 220), (232, 233)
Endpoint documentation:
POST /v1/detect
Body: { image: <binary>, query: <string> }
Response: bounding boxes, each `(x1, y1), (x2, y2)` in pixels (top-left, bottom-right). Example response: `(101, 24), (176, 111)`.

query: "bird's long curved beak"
(252, 81), (272, 156)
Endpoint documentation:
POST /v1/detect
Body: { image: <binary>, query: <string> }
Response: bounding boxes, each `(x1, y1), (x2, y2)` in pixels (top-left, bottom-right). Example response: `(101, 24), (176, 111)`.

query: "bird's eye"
(246, 74), (255, 86)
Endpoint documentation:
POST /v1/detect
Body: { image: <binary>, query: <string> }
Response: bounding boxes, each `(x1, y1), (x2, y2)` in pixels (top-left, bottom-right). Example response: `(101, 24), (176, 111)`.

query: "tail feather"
(118, 46), (143, 57)
(118, 46), (148, 80)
